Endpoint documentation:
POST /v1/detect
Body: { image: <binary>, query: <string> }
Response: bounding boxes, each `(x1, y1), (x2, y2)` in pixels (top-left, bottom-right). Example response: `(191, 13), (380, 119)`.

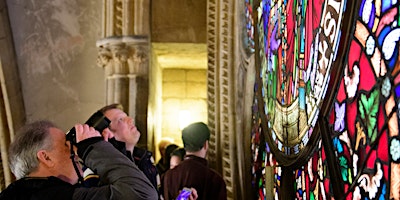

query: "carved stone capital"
(96, 36), (149, 77)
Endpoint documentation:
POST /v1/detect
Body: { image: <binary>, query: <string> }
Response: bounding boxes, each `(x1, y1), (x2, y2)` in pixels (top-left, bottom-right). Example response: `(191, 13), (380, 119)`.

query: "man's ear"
(37, 150), (54, 167)
(203, 140), (209, 150)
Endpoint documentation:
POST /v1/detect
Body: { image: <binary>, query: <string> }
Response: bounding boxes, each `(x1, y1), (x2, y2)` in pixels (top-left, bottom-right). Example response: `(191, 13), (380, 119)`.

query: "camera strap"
(70, 144), (84, 184)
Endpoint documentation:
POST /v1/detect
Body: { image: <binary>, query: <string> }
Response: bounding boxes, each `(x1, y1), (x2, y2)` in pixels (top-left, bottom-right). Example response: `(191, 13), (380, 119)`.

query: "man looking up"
(162, 122), (227, 200)
(99, 103), (159, 192)
(0, 120), (158, 200)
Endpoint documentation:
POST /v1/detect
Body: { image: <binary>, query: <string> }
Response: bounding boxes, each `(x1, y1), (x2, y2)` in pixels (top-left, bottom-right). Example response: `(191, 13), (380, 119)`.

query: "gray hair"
(9, 120), (57, 179)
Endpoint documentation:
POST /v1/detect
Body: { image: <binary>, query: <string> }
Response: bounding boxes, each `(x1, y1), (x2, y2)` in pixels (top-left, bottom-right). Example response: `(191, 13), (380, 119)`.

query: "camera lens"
(66, 111), (111, 144)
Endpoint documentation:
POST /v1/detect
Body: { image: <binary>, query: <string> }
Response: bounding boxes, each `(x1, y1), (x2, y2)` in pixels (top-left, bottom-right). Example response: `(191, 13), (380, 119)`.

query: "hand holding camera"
(66, 111), (111, 145)
(65, 110), (111, 184)
(73, 124), (101, 143)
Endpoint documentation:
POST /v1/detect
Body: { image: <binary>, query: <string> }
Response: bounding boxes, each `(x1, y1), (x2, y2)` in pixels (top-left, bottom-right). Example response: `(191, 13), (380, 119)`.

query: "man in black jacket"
(99, 103), (160, 192)
(0, 120), (158, 200)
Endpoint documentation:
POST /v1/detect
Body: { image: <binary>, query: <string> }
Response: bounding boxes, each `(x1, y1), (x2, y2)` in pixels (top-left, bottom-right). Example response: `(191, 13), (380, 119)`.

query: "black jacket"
(132, 147), (159, 190)
(109, 138), (159, 190)
(0, 177), (75, 200)
(0, 139), (158, 200)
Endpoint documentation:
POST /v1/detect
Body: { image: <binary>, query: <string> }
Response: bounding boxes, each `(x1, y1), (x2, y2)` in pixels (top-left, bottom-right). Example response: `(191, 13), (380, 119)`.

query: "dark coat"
(0, 140), (158, 200)
(132, 147), (159, 190)
(162, 155), (227, 200)
(109, 138), (159, 190)
(0, 177), (75, 200)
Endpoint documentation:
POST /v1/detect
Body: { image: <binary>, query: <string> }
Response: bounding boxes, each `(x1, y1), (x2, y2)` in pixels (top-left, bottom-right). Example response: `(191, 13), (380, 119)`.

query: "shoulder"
(162, 166), (178, 179)
(133, 147), (153, 160)
(207, 168), (226, 186)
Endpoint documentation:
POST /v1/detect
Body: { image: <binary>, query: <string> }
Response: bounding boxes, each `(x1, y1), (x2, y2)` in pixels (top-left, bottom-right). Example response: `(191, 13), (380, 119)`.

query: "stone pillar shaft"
(97, 36), (149, 148)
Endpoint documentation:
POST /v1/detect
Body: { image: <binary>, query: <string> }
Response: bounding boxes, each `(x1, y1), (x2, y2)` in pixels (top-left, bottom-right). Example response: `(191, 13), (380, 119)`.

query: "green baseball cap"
(182, 122), (210, 152)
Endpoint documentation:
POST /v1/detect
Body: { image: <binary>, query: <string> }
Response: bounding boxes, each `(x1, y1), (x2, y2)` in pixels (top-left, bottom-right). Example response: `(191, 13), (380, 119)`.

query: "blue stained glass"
(388, 46), (398, 68)
(378, 26), (390, 46)
(383, 28), (400, 69)
(367, 5), (375, 29)
(359, 0), (366, 18)
(379, 183), (386, 200)
(395, 85), (400, 97)
(298, 189), (303, 196)
(301, 25), (305, 53)
(299, 88), (305, 110)
(333, 137), (343, 153)
(382, 0), (392, 13)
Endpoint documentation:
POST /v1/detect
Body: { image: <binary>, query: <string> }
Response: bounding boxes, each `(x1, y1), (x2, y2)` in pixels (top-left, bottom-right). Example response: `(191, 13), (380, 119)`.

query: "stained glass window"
(328, 0), (400, 199)
(250, 0), (400, 199)
(251, 0), (348, 198)
(255, 0), (346, 161)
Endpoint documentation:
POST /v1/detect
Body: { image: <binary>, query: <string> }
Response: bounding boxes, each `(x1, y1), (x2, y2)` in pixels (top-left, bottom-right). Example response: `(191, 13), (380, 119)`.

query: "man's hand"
(74, 124), (101, 143)
(189, 188), (198, 200)
(101, 128), (115, 142)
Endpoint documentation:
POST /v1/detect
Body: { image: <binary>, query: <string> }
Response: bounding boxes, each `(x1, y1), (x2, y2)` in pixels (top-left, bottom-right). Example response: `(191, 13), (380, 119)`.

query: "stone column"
(97, 0), (150, 149)
(97, 36), (149, 148)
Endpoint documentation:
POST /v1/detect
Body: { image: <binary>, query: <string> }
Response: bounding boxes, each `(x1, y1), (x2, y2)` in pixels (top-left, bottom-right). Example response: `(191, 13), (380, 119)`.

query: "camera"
(66, 110), (111, 144)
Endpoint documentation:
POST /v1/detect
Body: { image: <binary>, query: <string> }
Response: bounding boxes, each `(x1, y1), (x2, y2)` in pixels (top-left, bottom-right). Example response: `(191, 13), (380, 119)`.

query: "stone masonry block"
(186, 69), (206, 82)
(186, 82), (207, 98)
(163, 69), (186, 82)
(163, 82), (186, 98)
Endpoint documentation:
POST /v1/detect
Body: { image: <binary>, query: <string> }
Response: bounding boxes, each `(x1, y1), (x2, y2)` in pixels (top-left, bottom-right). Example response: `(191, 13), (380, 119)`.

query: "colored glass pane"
(257, 0), (347, 158)
(328, 0), (400, 199)
(245, 0), (255, 53)
(251, 0), (349, 198)
(293, 141), (332, 199)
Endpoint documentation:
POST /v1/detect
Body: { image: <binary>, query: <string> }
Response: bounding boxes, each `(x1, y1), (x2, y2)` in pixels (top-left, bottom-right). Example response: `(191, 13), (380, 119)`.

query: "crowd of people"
(0, 103), (227, 200)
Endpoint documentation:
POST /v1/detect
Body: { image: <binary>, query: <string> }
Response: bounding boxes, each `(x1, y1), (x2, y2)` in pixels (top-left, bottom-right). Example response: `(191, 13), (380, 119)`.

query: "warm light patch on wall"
(179, 110), (191, 130)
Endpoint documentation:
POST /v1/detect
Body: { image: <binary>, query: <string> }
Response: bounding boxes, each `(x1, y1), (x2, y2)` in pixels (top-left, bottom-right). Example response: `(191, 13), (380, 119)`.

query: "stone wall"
(151, 0), (207, 43)
(161, 68), (207, 146)
(6, 0), (106, 131)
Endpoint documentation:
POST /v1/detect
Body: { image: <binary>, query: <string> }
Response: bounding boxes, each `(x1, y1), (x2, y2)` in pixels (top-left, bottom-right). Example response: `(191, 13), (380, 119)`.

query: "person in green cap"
(161, 122), (227, 200)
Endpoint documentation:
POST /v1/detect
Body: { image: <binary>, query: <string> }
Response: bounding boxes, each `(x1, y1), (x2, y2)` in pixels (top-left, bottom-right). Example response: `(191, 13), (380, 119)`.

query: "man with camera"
(0, 120), (158, 200)
(97, 104), (160, 192)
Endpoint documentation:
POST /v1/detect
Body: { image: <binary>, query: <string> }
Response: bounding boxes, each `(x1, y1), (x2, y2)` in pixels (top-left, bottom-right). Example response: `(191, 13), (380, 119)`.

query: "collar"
(183, 155), (208, 166)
